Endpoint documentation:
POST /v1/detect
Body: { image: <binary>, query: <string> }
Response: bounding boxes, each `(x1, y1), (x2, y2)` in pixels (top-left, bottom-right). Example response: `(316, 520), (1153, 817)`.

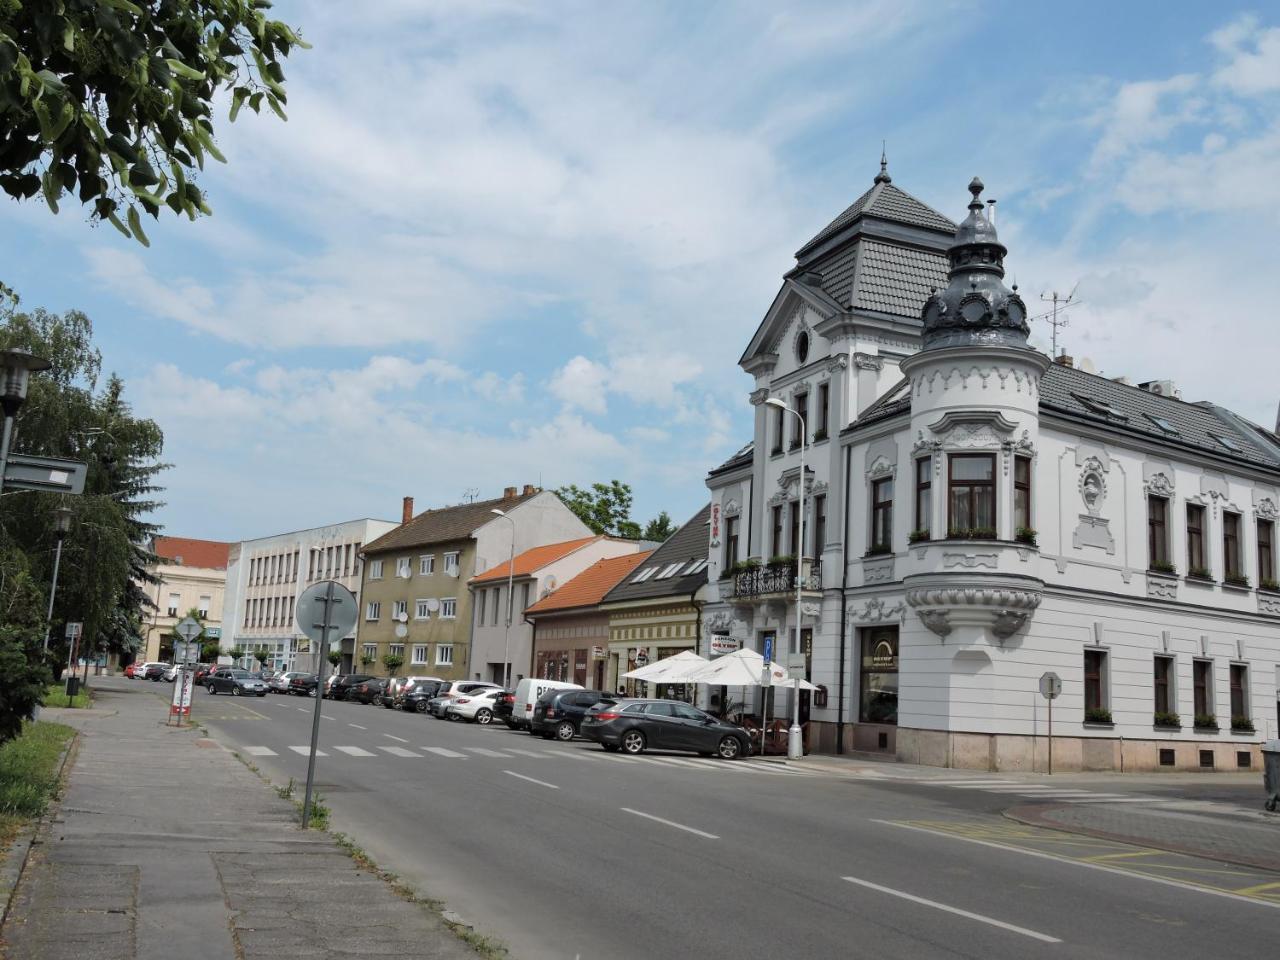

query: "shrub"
(1261, 577), (1280, 592)
(908, 529), (930, 544)
(1014, 526), (1038, 546)
(1149, 561), (1177, 575)
(1224, 574), (1250, 588)
(947, 527), (997, 540)
(767, 555), (795, 568)
(1153, 711), (1180, 728)
(1231, 716), (1254, 732)
(1194, 713), (1219, 730)
(1084, 707), (1113, 724)
(1187, 566), (1212, 580)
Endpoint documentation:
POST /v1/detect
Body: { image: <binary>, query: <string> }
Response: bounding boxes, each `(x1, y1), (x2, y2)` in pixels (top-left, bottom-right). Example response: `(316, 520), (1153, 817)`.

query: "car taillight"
(594, 712), (621, 721)
(503, 695), (514, 703)
(545, 708), (557, 718)
(456, 697), (470, 704)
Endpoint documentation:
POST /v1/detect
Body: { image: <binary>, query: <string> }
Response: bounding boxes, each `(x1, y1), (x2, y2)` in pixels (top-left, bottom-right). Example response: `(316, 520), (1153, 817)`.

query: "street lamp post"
(41, 504), (73, 654)
(490, 509), (516, 689)
(0, 349), (53, 489)
(765, 396), (806, 760)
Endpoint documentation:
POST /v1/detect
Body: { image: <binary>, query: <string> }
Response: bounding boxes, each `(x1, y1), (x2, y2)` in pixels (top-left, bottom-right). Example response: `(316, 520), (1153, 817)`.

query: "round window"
(796, 329), (810, 364)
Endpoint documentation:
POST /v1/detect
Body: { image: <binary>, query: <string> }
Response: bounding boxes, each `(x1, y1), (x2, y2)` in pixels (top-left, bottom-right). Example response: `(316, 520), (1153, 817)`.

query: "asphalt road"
(130, 679), (1277, 960)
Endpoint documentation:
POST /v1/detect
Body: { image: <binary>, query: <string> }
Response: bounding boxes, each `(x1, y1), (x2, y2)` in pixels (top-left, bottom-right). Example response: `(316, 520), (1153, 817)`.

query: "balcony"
(730, 559), (821, 600)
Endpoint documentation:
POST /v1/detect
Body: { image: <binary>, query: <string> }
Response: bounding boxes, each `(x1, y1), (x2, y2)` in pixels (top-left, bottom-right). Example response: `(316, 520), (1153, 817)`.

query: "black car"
(326, 674), (375, 701)
(348, 678), (387, 705)
(531, 689), (615, 741)
(144, 663), (167, 681)
(398, 680), (446, 713)
(206, 668), (269, 697)
(580, 699), (750, 759)
(493, 690), (516, 726)
(288, 674), (319, 697)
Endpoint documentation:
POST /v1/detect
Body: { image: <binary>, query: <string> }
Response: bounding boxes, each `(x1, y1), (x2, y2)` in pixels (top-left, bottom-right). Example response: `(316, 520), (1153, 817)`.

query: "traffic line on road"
(621, 808), (719, 840)
(243, 746), (277, 757)
(379, 746), (420, 758)
(504, 748), (546, 758)
(296, 707), (309, 713)
(383, 733), (410, 743)
(288, 746), (326, 757)
(840, 876), (1061, 943)
(464, 747), (512, 758)
(423, 747), (467, 758)
(348, 723), (366, 730)
(504, 770), (558, 789)
(334, 746), (376, 757)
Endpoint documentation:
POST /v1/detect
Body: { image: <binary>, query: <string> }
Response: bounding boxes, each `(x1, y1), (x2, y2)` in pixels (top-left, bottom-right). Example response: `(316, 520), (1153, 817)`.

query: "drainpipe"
(692, 586), (703, 709)
(836, 441), (851, 754)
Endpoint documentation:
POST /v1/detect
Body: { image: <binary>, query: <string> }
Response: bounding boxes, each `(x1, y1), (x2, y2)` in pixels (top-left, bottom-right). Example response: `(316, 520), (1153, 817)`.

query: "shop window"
(858, 627), (898, 724)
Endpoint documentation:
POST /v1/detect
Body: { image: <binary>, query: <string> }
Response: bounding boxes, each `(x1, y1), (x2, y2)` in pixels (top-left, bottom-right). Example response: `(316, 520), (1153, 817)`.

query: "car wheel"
(602, 743), (620, 752)
(257, 692), (267, 697)
(231, 686), (242, 697)
(415, 700), (429, 714)
(555, 721), (576, 742)
(307, 688), (316, 698)
(1268, 797), (1278, 813)
(620, 730), (646, 755)
(716, 736), (742, 760)
(207, 685), (216, 695)
(475, 708), (493, 725)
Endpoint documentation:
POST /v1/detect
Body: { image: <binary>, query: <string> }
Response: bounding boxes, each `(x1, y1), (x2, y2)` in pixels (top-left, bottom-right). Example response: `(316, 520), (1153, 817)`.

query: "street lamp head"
(53, 504), (72, 536)
(490, 508), (506, 517)
(0, 349), (52, 416)
(764, 397), (789, 411)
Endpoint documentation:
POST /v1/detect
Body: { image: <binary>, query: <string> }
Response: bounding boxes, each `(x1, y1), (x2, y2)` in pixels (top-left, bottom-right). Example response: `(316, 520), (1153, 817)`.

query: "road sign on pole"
(1039, 671), (1061, 775)
(295, 581), (357, 828)
(3, 453), (87, 494)
(175, 616), (203, 641)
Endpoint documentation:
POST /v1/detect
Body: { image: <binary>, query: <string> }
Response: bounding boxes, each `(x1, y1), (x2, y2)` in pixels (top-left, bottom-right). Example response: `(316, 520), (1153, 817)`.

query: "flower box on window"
(1260, 577), (1280, 593)
(1148, 561), (1177, 575)
(1193, 713), (1219, 731)
(1153, 711), (1181, 729)
(1084, 707), (1113, 724)
(812, 428), (828, 443)
(864, 544), (893, 557)
(947, 527), (997, 541)
(1187, 567), (1213, 581)
(1014, 526), (1038, 546)
(908, 529), (931, 544)
(1231, 716), (1255, 732)
(1224, 574), (1250, 588)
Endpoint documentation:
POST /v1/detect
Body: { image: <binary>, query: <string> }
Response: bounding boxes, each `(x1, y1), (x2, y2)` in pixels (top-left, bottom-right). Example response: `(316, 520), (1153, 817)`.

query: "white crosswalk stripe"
(920, 778), (1169, 803)
(422, 747), (466, 758)
(288, 746), (326, 756)
(244, 746), (277, 757)
(505, 748), (547, 758)
(379, 746), (420, 757)
(463, 747), (512, 758)
(334, 746), (376, 757)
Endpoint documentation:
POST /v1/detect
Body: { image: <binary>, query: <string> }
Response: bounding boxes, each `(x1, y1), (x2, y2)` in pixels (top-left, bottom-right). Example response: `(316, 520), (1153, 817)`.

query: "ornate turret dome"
(920, 177), (1029, 351)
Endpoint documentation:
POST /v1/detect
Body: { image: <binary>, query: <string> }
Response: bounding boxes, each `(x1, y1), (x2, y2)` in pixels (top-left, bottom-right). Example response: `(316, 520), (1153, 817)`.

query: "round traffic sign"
(295, 581), (358, 645)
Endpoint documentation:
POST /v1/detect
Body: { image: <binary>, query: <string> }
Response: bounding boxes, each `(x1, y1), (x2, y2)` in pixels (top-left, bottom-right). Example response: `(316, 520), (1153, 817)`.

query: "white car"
(163, 664), (180, 682)
(269, 671), (306, 694)
(445, 687), (505, 724)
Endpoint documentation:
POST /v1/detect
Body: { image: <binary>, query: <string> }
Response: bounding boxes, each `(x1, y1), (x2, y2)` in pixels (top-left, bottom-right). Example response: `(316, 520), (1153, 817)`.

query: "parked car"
(511, 678), (582, 730)
(531, 689), (615, 741)
(144, 663), (168, 681)
(384, 675), (443, 708)
(288, 674), (319, 697)
(206, 668), (269, 697)
(428, 681), (501, 718)
(348, 678), (388, 705)
(124, 662), (140, 678)
(194, 664), (219, 685)
(580, 699), (750, 759)
(163, 664), (181, 682)
(327, 674), (375, 701)
(398, 680), (447, 713)
(493, 690), (516, 727)
(269, 671), (305, 694)
(445, 688), (505, 724)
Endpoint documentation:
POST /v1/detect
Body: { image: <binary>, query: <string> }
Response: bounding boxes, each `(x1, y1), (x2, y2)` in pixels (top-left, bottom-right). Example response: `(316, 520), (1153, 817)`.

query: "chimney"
(1054, 354), (1074, 368)
(503, 486), (517, 499)
(523, 484), (536, 496)
(401, 496), (414, 525)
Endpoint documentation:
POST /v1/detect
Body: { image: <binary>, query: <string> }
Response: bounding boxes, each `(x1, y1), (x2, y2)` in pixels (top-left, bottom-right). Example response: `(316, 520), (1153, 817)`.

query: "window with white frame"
(415, 599), (431, 620)
(444, 552), (460, 574)
(436, 644), (454, 666)
(389, 643), (404, 658)
(365, 601), (381, 621)
(198, 595), (211, 617)
(411, 644), (428, 664)
(396, 556), (412, 578)
(392, 599), (408, 620)
(441, 597), (457, 619)
(167, 592), (180, 617)
(1084, 648), (1109, 719)
(362, 643), (376, 661)
(369, 559), (384, 579)
(419, 554), (434, 575)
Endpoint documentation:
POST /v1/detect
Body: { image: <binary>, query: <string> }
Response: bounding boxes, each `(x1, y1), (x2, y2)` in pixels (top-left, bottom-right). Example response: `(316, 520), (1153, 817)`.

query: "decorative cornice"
(927, 410), (1019, 435)
(749, 387), (770, 406)
(1145, 471), (1174, 498)
(827, 355), (849, 373)
(853, 352), (884, 371)
(848, 596), (906, 624)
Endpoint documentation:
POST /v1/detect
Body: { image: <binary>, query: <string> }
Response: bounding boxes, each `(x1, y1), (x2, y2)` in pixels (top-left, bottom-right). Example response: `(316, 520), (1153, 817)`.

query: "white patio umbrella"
(621, 649), (710, 683)
(686, 648), (818, 690)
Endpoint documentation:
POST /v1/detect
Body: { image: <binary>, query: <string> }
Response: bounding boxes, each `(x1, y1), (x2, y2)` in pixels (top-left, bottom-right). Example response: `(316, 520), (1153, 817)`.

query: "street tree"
(382, 653), (403, 676)
(0, 1), (308, 244)
(0, 557), (53, 743)
(642, 511), (677, 542)
(555, 481), (675, 541)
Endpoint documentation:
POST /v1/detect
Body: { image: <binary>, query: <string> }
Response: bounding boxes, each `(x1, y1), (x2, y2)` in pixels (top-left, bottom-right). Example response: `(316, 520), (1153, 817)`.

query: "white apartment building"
(220, 515), (397, 671)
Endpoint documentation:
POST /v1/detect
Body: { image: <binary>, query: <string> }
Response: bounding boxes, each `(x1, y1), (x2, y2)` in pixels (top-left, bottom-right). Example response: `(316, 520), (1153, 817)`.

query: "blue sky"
(2, 1), (1278, 541)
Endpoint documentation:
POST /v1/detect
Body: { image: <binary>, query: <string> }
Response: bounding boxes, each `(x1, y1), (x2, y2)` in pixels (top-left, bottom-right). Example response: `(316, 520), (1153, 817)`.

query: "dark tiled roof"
(708, 442), (753, 478)
(601, 504), (711, 605)
(363, 492), (538, 554)
(845, 379), (912, 432)
(850, 240), (949, 317)
(798, 181), (955, 257)
(816, 244), (859, 306)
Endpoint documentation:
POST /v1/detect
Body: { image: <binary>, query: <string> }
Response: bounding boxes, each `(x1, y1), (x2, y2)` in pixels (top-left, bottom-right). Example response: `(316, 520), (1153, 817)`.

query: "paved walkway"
(0, 683), (481, 960)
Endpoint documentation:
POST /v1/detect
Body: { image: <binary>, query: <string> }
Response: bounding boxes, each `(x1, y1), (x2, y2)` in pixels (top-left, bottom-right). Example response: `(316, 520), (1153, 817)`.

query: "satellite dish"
(394, 623), (408, 638)
(544, 575), (557, 591)
(425, 598), (440, 612)
(396, 611), (408, 623)
(1079, 356), (1097, 375)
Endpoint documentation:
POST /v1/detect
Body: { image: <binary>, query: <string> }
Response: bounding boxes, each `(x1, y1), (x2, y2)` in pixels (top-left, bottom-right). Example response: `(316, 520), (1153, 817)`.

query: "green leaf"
(40, 171), (59, 213)
(265, 95), (287, 121)
(34, 70), (66, 97)
(164, 58), (206, 82)
(48, 102), (74, 141)
(229, 87), (246, 122)
(102, 0), (146, 15)
(106, 211), (130, 238)
(127, 206), (150, 247)
(0, 39), (16, 75)
(195, 125), (225, 163)
(63, 23), (75, 52)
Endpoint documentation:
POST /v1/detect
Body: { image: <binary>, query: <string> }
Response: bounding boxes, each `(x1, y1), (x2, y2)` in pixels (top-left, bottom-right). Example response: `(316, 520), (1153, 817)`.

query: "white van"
(512, 678), (582, 730)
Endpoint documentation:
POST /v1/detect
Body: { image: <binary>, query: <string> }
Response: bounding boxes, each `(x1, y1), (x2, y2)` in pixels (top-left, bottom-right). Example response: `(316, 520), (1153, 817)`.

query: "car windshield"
(229, 670), (250, 678)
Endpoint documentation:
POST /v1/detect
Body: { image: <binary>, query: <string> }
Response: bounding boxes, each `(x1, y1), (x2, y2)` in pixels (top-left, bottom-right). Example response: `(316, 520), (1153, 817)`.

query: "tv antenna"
(1036, 283), (1079, 358)
(462, 487), (480, 503)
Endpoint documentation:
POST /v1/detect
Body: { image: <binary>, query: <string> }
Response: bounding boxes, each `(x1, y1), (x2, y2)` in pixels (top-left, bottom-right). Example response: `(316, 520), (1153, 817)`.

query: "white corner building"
(705, 163), (1279, 772)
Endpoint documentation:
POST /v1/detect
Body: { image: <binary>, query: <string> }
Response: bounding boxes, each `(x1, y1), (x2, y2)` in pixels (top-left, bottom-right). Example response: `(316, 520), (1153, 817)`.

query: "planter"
(908, 530), (931, 545)
(1082, 722), (1115, 730)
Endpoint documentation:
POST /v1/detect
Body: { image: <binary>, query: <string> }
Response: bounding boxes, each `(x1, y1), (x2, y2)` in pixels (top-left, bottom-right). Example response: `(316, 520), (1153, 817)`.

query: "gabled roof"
(525, 551), (654, 615)
(470, 536), (605, 584)
(796, 179), (955, 259)
(363, 491), (539, 555)
(152, 536), (231, 570)
(707, 442), (753, 479)
(601, 505), (711, 605)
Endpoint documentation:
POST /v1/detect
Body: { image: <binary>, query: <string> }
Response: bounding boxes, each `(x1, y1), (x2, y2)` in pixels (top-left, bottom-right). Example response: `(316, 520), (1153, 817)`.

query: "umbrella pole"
(761, 685), (770, 756)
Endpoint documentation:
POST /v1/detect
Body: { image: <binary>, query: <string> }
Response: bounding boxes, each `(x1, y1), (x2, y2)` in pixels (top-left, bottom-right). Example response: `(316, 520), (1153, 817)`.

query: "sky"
(2, 1), (1278, 542)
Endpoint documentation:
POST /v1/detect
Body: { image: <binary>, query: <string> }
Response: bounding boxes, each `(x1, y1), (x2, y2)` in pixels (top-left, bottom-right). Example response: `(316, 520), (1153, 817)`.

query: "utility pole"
(1038, 285), (1077, 358)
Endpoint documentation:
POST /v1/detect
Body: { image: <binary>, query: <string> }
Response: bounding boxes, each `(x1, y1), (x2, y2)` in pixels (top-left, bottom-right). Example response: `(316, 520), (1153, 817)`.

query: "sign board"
(3, 453), (87, 495)
(175, 617), (203, 641)
(591, 645), (605, 659)
(785, 652), (806, 670)
(296, 581), (358, 647)
(762, 635), (773, 664)
(205, 627), (222, 640)
(633, 650), (650, 667)
(64, 622), (82, 640)
(709, 634), (739, 656)
(170, 669), (194, 717)
(1039, 672), (1062, 700)
(173, 640), (201, 663)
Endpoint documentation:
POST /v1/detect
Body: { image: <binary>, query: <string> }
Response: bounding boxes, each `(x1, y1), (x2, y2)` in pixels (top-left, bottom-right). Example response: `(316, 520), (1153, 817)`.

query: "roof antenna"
(1036, 283), (1079, 358)
(875, 141), (891, 184)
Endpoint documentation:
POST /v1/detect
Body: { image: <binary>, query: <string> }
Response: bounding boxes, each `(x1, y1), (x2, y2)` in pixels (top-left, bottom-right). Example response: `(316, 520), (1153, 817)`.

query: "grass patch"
(0, 721), (75, 848)
(40, 683), (91, 709)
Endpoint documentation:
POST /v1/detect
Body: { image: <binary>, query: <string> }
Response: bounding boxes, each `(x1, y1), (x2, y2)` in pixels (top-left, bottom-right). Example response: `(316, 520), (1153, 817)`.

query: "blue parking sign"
(763, 636), (773, 664)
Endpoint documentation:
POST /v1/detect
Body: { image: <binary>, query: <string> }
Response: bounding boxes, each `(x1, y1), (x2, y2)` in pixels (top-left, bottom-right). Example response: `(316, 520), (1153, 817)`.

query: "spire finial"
(968, 176), (984, 210)
(874, 142), (891, 184)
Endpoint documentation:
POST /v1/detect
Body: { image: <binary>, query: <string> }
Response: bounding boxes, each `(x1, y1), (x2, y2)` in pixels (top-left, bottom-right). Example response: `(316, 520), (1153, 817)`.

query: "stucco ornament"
(850, 597), (906, 624)
(905, 579), (1042, 642)
(1256, 497), (1278, 521)
(1078, 457), (1107, 516)
(1145, 472), (1174, 498)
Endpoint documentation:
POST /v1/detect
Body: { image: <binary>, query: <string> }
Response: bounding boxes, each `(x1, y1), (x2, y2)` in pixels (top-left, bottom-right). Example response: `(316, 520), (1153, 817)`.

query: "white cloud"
(1210, 15), (1280, 94)
(548, 356), (608, 414)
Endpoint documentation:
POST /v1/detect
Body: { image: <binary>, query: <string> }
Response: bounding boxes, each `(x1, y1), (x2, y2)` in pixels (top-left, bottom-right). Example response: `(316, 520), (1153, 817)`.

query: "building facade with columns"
(705, 164), (1280, 771)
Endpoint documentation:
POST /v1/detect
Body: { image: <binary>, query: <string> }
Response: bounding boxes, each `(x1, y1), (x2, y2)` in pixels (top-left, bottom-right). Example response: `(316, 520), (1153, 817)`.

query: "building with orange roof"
(467, 535), (643, 686)
(140, 536), (232, 663)
(524, 551), (653, 690)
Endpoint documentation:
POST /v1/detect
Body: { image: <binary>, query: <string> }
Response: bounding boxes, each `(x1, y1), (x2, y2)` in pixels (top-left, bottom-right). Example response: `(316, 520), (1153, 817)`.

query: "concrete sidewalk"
(0, 682), (483, 960)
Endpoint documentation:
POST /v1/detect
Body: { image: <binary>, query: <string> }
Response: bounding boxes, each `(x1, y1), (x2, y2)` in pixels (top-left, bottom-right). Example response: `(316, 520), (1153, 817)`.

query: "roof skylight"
(655, 562), (685, 579)
(1144, 413), (1179, 436)
(1071, 393), (1128, 421)
(1209, 432), (1244, 453)
(631, 567), (658, 583)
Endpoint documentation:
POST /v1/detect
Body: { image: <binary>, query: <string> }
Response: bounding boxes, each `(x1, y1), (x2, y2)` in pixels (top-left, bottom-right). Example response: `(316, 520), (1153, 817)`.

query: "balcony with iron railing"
(728, 558), (821, 600)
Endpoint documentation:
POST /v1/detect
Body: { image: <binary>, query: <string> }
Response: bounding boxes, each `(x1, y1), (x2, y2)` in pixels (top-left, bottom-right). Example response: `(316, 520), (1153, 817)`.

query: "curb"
(1003, 803), (1280, 875)
(0, 727), (80, 929)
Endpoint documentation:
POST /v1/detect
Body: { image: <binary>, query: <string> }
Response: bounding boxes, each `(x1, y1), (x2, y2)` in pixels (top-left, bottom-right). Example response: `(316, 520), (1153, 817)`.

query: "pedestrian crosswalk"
(237, 742), (818, 777)
(921, 777), (1168, 804)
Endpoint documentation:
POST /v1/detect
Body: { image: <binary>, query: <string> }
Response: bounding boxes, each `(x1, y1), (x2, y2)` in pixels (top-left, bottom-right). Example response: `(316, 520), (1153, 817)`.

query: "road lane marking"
(379, 746), (420, 757)
(504, 770), (558, 789)
(423, 747), (466, 758)
(873, 820), (1280, 910)
(505, 748), (546, 758)
(464, 747), (512, 758)
(840, 876), (1061, 943)
(288, 746), (326, 757)
(334, 746), (376, 757)
(621, 808), (718, 840)
(297, 707), (309, 713)
(383, 733), (410, 743)
(320, 715), (334, 721)
(348, 723), (367, 730)
(1059, 797), (1165, 803)
(244, 746), (277, 757)
(929, 780), (1019, 787)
